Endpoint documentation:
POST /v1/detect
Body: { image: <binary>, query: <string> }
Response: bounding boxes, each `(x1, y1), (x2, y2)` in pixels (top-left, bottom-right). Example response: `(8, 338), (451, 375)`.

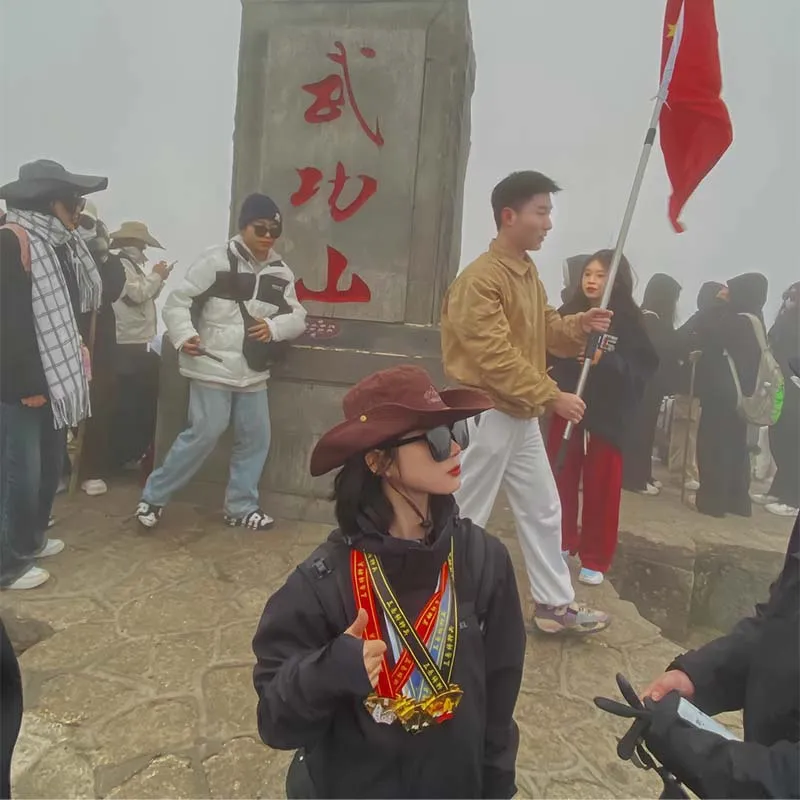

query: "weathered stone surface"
(203, 737), (292, 799)
(2, 481), (771, 799)
(94, 699), (200, 766)
(150, 631), (216, 693)
(13, 743), (94, 799)
(36, 673), (142, 726)
(105, 755), (201, 799)
(5, 596), (111, 633)
(203, 666), (258, 740)
(19, 623), (116, 672)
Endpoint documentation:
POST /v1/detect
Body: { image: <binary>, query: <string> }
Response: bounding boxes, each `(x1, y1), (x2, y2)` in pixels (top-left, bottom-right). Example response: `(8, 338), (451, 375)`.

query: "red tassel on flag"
(660, 0), (733, 232)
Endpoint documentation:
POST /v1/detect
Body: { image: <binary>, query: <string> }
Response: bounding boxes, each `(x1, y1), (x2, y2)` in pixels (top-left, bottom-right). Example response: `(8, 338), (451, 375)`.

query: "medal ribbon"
(364, 541), (458, 698)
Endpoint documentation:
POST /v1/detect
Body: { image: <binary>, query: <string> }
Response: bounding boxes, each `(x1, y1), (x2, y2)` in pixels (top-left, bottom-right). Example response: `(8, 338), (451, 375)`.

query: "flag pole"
(555, 2), (685, 472)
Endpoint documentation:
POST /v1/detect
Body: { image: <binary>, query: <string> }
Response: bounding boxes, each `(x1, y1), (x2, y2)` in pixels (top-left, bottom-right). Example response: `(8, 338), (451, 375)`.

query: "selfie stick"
(555, 6), (684, 472)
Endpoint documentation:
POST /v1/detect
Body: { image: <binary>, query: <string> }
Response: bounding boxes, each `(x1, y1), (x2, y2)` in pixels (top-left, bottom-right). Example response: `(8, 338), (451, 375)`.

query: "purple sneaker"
(533, 602), (611, 634)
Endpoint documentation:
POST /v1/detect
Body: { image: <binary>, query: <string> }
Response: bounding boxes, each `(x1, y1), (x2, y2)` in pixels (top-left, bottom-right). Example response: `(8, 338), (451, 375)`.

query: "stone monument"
(155, 0), (475, 522)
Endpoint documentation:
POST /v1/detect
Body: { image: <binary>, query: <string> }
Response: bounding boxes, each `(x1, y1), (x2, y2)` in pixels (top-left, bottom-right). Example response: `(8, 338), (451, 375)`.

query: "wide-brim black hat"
(0, 159), (108, 202)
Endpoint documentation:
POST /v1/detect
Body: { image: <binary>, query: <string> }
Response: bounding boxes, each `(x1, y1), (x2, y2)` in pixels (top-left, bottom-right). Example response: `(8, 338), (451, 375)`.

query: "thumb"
(345, 607), (368, 639)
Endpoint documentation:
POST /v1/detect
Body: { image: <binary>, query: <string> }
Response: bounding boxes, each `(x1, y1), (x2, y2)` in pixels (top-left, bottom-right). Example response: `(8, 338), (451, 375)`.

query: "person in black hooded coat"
(692, 273), (768, 518)
(546, 251), (658, 584)
(252, 366), (526, 799)
(622, 273), (683, 494)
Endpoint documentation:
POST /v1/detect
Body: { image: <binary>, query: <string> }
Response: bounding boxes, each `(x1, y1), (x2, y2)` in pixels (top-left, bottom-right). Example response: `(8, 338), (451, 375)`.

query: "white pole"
(555, 2), (685, 471)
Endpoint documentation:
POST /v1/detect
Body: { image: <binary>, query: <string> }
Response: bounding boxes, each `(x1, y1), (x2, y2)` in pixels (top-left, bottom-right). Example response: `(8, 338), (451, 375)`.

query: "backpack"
(725, 313), (784, 426)
(0, 223), (32, 271)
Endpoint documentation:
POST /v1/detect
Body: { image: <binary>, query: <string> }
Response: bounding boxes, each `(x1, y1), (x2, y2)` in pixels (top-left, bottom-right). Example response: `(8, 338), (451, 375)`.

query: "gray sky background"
(1, 0), (797, 324)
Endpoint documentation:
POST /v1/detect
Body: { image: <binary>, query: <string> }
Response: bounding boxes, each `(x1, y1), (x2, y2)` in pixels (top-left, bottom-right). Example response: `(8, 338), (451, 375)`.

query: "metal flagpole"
(555, 2), (685, 472)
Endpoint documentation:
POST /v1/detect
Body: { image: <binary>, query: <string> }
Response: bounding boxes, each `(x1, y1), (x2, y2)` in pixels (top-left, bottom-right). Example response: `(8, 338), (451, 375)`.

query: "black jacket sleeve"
(252, 566), (373, 751)
(101, 253), (127, 306)
(644, 692), (800, 799)
(0, 229), (48, 402)
(479, 536), (526, 799)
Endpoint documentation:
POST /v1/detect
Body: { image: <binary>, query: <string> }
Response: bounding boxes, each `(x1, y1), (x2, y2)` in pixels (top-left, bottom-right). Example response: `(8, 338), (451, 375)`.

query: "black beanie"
(238, 193), (282, 231)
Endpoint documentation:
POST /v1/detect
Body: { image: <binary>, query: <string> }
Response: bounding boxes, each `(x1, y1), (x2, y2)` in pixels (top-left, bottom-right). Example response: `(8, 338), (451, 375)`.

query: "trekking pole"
(680, 351), (701, 506)
(69, 309), (98, 495)
(555, 6), (685, 473)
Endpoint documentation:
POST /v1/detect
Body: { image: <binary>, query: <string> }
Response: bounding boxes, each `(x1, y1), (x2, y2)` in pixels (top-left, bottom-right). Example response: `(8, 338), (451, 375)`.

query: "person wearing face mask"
(0, 159), (106, 590)
(135, 193), (306, 531)
(546, 251), (658, 586)
(74, 204), (127, 496)
(109, 220), (171, 473)
(252, 365), (526, 799)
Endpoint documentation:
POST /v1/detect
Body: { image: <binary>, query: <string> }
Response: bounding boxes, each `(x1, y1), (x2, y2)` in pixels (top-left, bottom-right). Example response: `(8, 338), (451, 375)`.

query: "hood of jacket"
(697, 281), (725, 311)
(727, 272), (768, 316)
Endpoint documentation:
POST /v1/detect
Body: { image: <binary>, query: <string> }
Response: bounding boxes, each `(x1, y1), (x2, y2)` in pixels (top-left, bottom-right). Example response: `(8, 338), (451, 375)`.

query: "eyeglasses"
(251, 221), (282, 239)
(387, 421), (470, 462)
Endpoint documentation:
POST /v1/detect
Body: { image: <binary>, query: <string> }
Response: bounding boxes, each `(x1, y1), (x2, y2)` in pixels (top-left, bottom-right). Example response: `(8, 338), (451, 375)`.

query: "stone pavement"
(1, 484), (744, 799)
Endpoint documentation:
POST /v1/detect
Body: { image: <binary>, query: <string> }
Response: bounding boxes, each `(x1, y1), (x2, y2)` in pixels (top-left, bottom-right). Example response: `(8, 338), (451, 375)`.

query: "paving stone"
(19, 623), (117, 672)
(203, 737), (292, 799)
(94, 699), (200, 767)
(562, 640), (628, 701)
(105, 755), (202, 799)
(13, 743), (95, 799)
(5, 596), (112, 632)
(544, 776), (621, 799)
(36, 672), (143, 726)
(150, 631), (216, 693)
(217, 620), (260, 664)
(119, 583), (232, 637)
(92, 638), (153, 681)
(203, 666), (258, 740)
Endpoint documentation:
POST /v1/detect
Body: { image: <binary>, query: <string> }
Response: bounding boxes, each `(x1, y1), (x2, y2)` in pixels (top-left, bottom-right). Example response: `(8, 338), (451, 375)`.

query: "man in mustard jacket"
(441, 171), (613, 634)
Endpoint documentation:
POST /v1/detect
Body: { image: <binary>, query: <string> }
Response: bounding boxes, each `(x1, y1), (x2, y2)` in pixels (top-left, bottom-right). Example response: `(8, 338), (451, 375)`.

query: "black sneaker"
(224, 509), (274, 530)
(135, 501), (163, 529)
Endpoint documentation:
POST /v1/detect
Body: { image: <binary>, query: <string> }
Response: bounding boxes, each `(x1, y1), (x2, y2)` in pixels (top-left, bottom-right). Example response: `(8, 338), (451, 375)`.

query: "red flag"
(660, 0), (733, 232)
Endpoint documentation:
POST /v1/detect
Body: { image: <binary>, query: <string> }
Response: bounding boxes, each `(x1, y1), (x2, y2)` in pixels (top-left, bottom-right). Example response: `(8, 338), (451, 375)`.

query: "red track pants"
(546, 415), (623, 574)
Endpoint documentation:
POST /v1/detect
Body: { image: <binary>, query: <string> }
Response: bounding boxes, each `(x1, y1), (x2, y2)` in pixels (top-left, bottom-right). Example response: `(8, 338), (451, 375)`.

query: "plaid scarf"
(4, 209), (102, 429)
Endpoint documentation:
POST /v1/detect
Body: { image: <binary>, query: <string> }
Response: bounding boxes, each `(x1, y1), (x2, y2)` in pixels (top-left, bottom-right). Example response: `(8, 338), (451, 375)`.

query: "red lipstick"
(448, 466), (461, 477)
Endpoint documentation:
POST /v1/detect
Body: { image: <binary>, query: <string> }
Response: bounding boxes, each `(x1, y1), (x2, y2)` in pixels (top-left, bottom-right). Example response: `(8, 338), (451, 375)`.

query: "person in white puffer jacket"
(136, 193), (307, 531)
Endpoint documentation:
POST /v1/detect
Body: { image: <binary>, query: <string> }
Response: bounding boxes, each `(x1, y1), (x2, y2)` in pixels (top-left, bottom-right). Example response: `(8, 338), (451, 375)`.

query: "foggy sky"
(1, 0), (797, 323)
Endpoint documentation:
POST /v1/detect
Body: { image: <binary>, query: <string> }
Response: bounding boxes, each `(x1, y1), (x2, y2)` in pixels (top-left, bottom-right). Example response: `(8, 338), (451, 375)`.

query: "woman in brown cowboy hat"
(252, 365), (526, 799)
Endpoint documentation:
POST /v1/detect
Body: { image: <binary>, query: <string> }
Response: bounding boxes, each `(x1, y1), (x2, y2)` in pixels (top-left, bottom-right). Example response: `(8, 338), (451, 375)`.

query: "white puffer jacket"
(163, 237), (307, 388)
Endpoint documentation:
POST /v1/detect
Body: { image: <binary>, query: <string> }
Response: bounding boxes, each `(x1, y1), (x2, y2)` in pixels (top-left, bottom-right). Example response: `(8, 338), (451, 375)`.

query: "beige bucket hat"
(110, 221), (163, 249)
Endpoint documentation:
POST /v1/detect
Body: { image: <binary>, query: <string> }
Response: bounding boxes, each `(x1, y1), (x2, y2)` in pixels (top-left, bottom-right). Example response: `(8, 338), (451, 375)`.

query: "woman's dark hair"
(564, 249), (642, 321)
(333, 450), (397, 538)
(641, 273), (682, 329)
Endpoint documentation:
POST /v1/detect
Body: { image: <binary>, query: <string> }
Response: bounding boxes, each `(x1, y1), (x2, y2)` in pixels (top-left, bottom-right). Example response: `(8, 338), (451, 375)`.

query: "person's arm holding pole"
(555, 5), (685, 472)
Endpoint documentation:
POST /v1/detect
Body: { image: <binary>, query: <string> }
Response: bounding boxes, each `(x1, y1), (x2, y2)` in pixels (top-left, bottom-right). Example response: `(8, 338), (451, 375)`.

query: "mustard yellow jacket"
(441, 240), (586, 419)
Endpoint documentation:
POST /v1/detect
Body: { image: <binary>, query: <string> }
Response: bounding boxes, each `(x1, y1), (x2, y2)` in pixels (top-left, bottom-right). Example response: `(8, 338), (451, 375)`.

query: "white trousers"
(454, 409), (575, 608)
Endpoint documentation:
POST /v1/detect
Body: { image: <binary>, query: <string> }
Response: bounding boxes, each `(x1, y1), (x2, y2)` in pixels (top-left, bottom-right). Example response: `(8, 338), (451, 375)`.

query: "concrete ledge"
(609, 529), (783, 641)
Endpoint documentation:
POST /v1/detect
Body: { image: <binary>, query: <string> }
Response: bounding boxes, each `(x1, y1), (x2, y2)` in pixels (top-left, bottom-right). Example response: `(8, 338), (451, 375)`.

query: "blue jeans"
(143, 382), (271, 517)
(0, 403), (67, 586)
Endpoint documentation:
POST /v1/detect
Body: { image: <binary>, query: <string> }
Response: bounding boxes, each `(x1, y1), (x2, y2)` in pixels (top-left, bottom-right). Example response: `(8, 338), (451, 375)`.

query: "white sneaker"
(81, 479), (108, 496)
(579, 567), (605, 586)
(651, 479), (663, 490)
(37, 539), (65, 558)
(7, 566), (50, 590)
(765, 502), (799, 518)
(638, 483), (660, 496)
(751, 493), (777, 506)
(684, 480), (700, 492)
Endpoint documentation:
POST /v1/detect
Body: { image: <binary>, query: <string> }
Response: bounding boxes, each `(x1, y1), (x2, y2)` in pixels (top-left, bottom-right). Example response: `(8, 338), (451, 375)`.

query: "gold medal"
(421, 685), (463, 720)
(364, 695), (397, 726)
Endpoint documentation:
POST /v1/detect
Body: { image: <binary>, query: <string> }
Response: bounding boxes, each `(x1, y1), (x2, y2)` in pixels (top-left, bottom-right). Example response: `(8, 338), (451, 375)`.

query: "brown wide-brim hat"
(110, 221), (163, 249)
(309, 365), (494, 477)
(0, 159), (108, 202)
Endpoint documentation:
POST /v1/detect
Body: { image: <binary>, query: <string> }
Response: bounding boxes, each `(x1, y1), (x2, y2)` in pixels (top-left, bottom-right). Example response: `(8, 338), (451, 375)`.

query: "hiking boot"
(7, 566), (50, 590)
(533, 602), (611, 634)
(37, 539), (65, 558)
(224, 510), (274, 530)
(135, 501), (162, 529)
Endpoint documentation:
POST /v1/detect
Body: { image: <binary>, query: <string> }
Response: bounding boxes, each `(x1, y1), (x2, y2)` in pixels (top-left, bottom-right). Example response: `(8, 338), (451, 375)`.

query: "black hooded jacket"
(693, 273), (768, 407)
(252, 497), (526, 799)
(646, 516), (800, 798)
(548, 296), (659, 449)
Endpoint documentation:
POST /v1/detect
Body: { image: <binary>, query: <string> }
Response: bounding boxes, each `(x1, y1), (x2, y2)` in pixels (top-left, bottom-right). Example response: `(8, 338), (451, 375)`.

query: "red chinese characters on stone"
(290, 162), (378, 222)
(295, 245), (371, 304)
(302, 42), (384, 148)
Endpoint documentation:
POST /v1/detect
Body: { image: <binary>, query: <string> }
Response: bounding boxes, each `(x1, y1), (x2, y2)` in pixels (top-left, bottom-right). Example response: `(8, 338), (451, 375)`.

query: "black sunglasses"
(252, 221), (282, 239)
(387, 421), (470, 462)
